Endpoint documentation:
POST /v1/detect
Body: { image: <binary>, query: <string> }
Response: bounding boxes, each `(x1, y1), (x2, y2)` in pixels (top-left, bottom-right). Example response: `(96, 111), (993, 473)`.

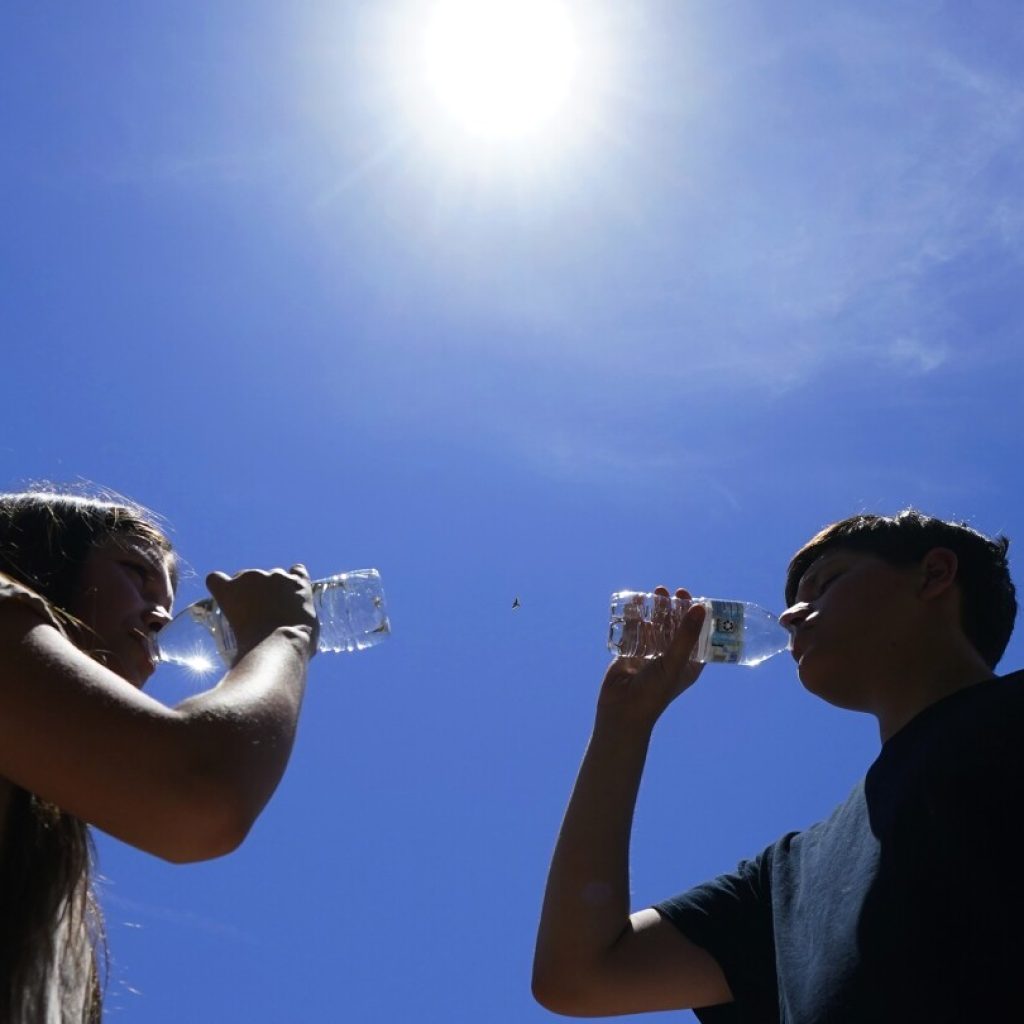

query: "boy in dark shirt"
(533, 510), (1018, 1023)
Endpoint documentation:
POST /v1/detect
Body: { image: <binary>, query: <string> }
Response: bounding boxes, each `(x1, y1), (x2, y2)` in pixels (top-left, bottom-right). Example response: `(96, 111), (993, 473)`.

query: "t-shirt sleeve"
(0, 571), (66, 634)
(653, 846), (778, 1024)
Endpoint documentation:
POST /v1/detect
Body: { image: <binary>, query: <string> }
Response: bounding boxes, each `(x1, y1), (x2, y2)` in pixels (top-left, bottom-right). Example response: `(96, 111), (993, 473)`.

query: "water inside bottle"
(608, 592), (789, 666)
(697, 600), (747, 664)
(156, 600), (232, 675)
(157, 568), (391, 674)
(313, 570), (391, 654)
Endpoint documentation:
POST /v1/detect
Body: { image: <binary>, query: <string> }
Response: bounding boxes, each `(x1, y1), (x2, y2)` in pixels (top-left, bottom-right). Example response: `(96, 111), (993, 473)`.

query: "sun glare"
(420, 0), (581, 141)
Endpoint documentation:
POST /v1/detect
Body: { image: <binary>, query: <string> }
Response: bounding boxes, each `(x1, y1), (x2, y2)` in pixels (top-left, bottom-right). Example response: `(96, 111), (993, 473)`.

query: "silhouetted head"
(786, 509), (1015, 670)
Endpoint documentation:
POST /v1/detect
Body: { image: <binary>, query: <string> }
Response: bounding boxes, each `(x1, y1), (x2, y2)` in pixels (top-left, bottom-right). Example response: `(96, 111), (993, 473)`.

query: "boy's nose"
(779, 602), (812, 634)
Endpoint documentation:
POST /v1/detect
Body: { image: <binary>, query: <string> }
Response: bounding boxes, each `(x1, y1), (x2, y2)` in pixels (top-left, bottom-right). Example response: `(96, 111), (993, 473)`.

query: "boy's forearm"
(534, 717), (655, 987)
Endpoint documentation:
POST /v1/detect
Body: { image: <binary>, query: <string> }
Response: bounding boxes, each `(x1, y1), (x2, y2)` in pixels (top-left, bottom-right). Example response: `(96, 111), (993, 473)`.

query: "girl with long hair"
(0, 490), (318, 1021)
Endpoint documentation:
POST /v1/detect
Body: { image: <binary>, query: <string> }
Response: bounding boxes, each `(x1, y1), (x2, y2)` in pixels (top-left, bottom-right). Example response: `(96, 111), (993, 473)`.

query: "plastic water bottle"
(158, 568), (390, 674)
(608, 591), (790, 666)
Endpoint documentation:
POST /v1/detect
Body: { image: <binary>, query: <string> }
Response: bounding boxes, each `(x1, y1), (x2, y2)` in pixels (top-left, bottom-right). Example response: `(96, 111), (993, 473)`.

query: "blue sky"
(3, 1), (1023, 1020)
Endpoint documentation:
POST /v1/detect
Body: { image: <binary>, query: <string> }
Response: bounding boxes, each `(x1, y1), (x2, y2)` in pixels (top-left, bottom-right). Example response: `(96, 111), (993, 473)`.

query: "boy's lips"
(789, 627), (813, 662)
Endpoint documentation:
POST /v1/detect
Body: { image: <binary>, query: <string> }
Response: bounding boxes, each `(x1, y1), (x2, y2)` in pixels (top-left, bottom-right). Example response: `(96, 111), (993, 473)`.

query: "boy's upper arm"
(591, 908), (734, 1016)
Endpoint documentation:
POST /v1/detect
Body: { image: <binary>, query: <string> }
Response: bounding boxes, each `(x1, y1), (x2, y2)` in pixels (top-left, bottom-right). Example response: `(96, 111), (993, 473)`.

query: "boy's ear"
(920, 547), (958, 599)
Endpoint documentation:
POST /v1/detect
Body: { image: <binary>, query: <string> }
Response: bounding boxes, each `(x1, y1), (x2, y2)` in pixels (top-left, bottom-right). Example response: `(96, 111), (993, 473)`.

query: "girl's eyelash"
(122, 561), (149, 582)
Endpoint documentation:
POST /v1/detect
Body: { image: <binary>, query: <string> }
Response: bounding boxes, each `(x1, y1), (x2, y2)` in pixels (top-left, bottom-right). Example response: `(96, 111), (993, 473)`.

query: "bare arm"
(533, 591), (732, 1016)
(0, 568), (316, 863)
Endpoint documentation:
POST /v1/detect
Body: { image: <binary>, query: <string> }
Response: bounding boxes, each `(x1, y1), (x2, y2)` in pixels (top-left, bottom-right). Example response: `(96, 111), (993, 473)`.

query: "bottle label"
(705, 600), (745, 664)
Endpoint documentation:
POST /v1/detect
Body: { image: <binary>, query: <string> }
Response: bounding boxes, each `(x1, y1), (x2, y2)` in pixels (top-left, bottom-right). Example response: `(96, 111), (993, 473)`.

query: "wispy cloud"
(882, 335), (950, 374)
(295, 4), (1024, 486)
(101, 888), (259, 946)
(716, 15), (1024, 381)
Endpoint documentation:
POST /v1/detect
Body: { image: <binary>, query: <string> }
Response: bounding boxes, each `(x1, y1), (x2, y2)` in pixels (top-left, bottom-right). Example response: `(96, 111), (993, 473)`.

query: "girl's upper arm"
(0, 598), (235, 860)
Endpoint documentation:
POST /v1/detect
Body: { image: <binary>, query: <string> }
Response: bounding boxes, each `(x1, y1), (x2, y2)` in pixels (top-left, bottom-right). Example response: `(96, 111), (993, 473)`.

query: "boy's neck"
(874, 642), (996, 742)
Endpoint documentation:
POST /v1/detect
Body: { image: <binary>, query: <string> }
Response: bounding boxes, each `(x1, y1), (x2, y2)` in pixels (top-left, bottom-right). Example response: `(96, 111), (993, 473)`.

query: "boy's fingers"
(661, 601), (706, 677)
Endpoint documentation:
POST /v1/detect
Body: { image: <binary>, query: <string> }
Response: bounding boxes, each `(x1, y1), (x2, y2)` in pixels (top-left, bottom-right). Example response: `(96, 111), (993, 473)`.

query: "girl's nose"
(146, 605), (173, 634)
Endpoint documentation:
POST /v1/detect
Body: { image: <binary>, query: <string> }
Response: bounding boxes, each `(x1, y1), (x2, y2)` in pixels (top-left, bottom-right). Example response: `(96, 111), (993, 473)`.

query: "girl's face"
(68, 532), (175, 687)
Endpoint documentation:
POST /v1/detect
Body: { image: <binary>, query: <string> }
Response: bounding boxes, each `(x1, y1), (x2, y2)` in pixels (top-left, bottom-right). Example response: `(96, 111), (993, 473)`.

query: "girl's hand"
(206, 564), (318, 661)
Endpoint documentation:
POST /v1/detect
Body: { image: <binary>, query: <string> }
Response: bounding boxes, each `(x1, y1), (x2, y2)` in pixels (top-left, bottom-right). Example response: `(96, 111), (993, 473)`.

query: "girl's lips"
(130, 629), (158, 670)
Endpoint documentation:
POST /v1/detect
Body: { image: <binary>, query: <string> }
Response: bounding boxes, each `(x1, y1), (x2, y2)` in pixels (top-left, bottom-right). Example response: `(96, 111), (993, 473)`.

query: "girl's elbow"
(157, 816), (251, 864)
(147, 783), (258, 863)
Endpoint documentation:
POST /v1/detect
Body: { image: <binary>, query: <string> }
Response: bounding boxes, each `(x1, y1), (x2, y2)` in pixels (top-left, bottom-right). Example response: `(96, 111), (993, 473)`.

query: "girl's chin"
(88, 648), (150, 688)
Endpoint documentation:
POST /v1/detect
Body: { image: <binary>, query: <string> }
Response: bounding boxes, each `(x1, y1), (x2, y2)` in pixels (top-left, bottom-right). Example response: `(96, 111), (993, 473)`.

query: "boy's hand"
(597, 587), (706, 729)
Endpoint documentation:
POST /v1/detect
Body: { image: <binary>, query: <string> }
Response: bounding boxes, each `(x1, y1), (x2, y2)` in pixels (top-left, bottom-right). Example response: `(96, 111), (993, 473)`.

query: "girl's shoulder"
(0, 571), (66, 634)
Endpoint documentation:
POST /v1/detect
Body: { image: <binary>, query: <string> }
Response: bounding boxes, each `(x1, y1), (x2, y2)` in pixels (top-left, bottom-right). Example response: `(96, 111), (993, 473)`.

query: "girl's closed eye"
(122, 561), (150, 586)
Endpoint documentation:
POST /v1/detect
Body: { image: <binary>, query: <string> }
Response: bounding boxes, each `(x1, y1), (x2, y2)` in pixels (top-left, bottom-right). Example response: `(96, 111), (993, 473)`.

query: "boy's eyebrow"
(795, 553), (844, 599)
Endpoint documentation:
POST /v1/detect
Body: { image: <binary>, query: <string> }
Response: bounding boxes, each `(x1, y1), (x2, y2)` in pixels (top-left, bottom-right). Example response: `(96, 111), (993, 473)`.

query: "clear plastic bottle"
(157, 568), (390, 674)
(607, 591), (790, 666)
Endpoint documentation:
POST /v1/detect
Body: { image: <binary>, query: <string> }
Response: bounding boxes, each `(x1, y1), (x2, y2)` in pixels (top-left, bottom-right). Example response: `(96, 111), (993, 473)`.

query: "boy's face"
(781, 547), (924, 708)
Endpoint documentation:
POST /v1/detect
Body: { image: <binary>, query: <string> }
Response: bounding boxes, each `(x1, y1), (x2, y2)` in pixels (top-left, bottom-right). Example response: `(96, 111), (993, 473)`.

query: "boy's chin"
(796, 654), (839, 698)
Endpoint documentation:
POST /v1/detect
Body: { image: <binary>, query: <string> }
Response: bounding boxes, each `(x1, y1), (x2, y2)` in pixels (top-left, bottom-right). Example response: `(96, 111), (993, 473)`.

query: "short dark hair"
(785, 509), (1017, 669)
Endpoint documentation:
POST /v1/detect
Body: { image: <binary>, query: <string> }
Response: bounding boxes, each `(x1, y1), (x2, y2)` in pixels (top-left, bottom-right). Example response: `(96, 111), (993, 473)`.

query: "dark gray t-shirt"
(656, 671), (1024, 1024)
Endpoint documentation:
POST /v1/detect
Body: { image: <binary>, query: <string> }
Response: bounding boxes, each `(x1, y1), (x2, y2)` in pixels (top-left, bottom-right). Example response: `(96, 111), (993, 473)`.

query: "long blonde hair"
(0, 491), (176, 1021)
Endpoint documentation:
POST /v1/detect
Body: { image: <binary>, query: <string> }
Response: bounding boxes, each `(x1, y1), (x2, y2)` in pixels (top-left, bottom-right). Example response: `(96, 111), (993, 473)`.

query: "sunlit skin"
(0, 535), (176, 839)
(0, 540), (317, 863)
(67, 535), (175, 688)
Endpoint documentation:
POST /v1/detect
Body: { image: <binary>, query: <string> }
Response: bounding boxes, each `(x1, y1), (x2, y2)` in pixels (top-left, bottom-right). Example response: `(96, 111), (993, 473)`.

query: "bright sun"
(420, 0), (581, 141)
